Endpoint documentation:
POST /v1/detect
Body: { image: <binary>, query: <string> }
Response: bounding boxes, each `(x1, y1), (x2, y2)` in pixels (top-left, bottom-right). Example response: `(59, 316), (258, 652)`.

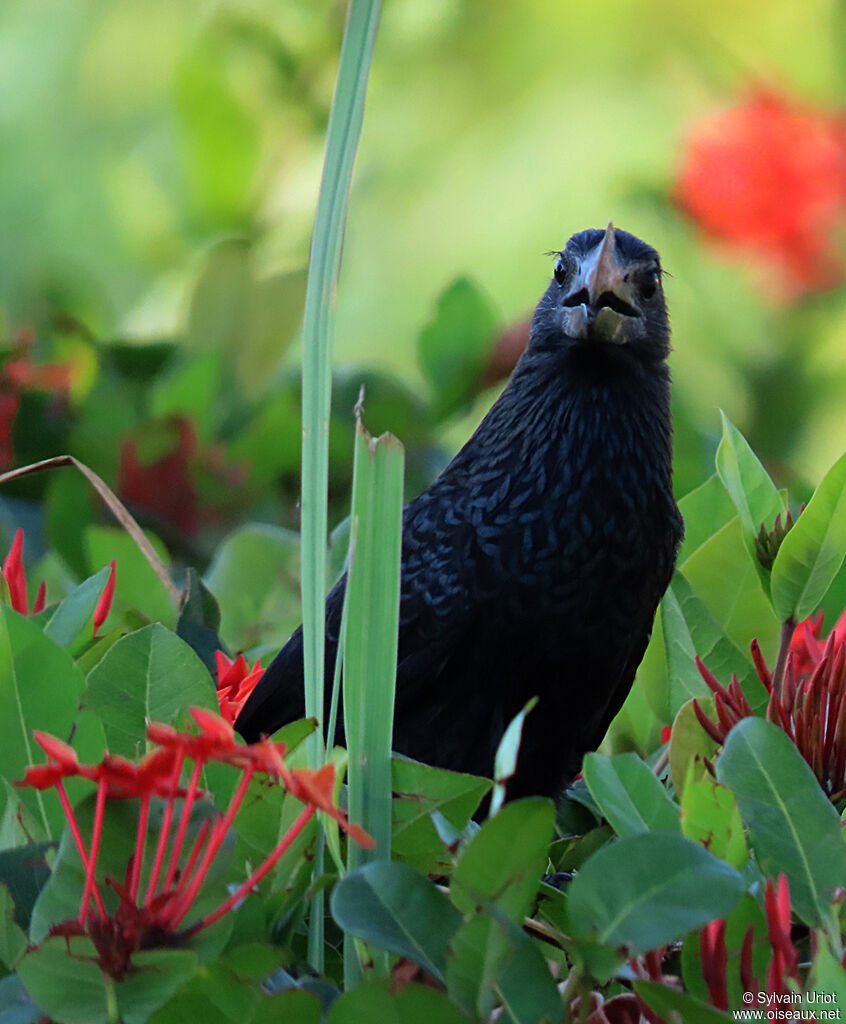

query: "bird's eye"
(640, 269), (661, 299)
(553, 260), (568, 286)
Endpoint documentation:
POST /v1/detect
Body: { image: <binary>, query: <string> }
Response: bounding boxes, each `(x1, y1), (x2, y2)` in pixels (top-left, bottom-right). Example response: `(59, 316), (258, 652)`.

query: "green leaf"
(771, 450), (846, 622)
(85, 526), (174, 629)
(634, 981), (732, 1022)
(810, 940), (846, 1015)
(18, 936), (199, 1024)
(324, 983), (407, 1024)
(715, 411), (785, 561)
(391, 758), (489, 875)
(177, 568), (224, 675)
(680, 771), (747, 869)
(677, 473), (739, 564)
(716, 718), (846, 925)
(490, 699), (536, 817)
(330, 861), (461, 981)
(567, 832), (744, 954)
(342, 421), (405, 864)
(661, 574), (767, 717)
(151, 352), (223, 446)
(83, 623), (217, 757)
(43, 565), (112, 647)
(418, 277), (500, 422)
(18, 936), (112, 1024)
(251, 989), (323, 1024)
(451, 798), (555, 922)
(0, 883), (27, 969)
(583, 752), (679, 837)
(204, 523), (301, 654)
(447, 914), (562, 1024)
(669, 697), (720, 798)
(0, 607), (91, 836)
(681, 517), (780, 658)
(0, 843), (52, 931)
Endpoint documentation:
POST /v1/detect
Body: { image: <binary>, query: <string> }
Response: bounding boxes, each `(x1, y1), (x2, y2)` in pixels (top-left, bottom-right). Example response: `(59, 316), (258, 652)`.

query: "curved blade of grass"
(298, 0), (382, 972)
(0, 456), (178, 604)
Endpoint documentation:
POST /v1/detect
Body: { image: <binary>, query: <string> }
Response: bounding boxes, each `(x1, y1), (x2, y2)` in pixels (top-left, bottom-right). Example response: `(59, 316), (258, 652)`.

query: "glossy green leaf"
(771, 450), (846, 622)
(680, 770), (747, 869)
(669, 697), (720, 797)
(447, 914), (562, 1024)
(43, 565), (111, 647)
(451, 798), (555, 922)
(567, 832), (744, 954)
(677, 473), (738, 564)
(331, 861), (461, 981)
(583, 752), (679, 836)
(716, 718), (846, 924)
(0, 607), (93, 836)
(83, 623), (217, 757)
(18, 936), (198, 1024)
(715, 411), (785, 556)
(391, 758), (489, 875)
(661, 574), (766, 716)
(681, 517), (780, 657)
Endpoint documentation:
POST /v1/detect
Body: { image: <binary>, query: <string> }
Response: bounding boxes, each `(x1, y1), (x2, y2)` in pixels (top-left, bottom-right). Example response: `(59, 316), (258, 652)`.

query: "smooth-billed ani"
(236, 224), (684, 800)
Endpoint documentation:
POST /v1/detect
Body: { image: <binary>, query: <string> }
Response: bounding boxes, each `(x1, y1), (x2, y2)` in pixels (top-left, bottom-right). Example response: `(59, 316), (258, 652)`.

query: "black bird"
(237, 224), (684, 800)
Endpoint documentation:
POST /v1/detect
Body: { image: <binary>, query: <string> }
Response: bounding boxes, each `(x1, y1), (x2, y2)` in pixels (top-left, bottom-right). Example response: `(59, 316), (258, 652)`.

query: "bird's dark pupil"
(554, 261), (567, 285)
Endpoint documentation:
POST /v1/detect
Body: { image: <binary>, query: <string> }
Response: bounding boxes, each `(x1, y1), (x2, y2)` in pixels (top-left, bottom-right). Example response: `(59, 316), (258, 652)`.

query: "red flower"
(675, 91), (846, 300)
(694, 606), (846, 800)
(118, 417), (199, 535)
(17, 707), (373, 977)
(215, 651), (264, 724)
(0, 394), (20, 469)
(2, 529), (46, 616)
(92, 560), (116, 636)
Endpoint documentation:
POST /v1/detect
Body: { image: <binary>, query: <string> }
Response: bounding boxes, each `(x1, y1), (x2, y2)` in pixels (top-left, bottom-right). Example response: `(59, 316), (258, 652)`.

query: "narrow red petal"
(32, 580), (47, 614)
(92, 560), (116, 636)
(3, 529), (28, 615)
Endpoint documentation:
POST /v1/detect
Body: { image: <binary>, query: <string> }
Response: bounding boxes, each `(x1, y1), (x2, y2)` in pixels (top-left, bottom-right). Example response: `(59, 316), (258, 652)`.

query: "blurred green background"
(1, 0), (845, 651)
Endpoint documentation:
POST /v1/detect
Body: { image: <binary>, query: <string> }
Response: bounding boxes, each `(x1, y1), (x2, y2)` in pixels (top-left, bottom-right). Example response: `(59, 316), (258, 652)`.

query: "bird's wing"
(235, 473), (483, 747)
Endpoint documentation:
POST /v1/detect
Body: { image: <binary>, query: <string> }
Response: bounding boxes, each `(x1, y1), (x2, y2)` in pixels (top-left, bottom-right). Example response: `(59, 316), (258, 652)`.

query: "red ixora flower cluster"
(215, 651), (264, 725)
(16, 708), (372, 980)
(3, 529), (116, 635)
(699, 875), (812, 1013)
(674, 90), (846, 301)
(577, 876), (830, 1023)
(694, 607), (846, 801)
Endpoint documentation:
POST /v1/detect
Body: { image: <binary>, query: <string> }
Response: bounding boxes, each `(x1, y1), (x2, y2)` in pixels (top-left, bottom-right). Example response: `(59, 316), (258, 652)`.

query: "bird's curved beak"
(562, 222), (638, 344)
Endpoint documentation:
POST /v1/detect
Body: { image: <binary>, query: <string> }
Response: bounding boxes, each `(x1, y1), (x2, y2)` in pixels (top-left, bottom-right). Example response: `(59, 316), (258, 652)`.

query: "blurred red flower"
(118, 417), (199, 536)
(675, 91), (846, 300)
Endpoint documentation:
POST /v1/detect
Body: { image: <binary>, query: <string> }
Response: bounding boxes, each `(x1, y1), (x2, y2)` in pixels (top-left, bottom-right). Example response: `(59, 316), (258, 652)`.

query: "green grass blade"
(298, 0), (381, 972)
(342, 414), (405, 985)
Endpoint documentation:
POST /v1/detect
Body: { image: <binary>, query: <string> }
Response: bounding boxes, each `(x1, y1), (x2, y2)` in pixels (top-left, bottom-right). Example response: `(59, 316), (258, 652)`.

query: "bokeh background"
(1, 0), (845, 669)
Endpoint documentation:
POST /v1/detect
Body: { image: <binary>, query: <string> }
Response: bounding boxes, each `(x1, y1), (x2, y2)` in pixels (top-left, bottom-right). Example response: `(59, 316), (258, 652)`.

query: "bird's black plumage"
(236, 225), (684, 800)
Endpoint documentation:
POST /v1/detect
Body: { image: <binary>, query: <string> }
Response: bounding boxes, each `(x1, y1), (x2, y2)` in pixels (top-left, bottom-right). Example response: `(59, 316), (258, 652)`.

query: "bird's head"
(533, 224), (669, 363)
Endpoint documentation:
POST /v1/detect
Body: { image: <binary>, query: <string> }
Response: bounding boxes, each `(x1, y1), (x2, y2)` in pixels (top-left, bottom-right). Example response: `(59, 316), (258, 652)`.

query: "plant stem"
(772, 617), (796, 698)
